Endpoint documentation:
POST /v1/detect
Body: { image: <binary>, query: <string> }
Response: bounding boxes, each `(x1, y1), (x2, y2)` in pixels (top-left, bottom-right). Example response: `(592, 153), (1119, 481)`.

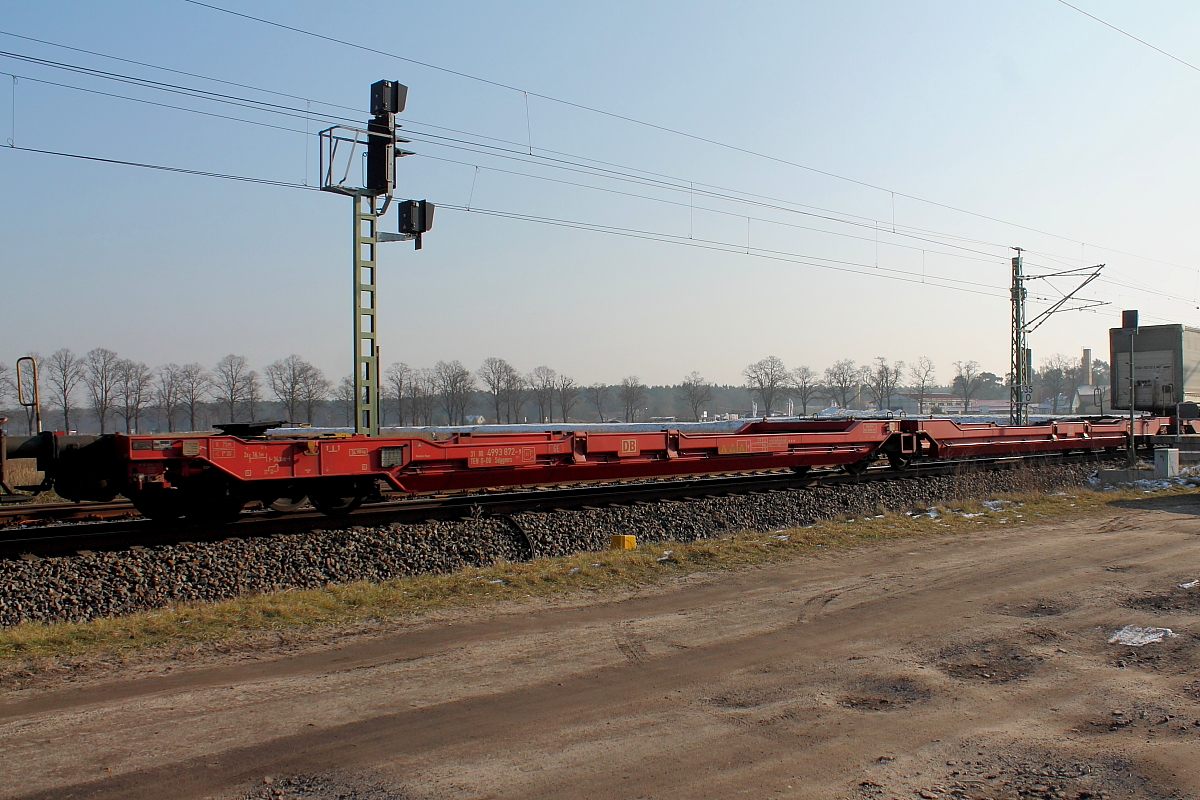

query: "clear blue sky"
(3, 0), (1200, 386)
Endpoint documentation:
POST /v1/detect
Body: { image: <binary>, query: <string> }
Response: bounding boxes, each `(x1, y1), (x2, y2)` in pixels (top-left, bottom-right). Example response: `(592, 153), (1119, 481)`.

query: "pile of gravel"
(237, 772), (417, 800)
(0, 463), (1096, 626)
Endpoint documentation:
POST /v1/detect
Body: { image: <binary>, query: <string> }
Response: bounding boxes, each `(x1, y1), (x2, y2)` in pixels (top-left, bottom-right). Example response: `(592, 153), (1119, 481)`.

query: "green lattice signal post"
(319, 80), (431, 436)
(354, 195), (380, 435)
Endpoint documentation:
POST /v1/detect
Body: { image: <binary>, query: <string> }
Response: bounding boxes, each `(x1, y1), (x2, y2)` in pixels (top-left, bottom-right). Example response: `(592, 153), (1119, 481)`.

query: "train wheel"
(310, 492), (364, 517)
(887, 451), (913, 471)
(126, 488), (185, 521)
(268, 491), (308, 514)
(843, 457), (872, 476)
(186, 496), (247, 524)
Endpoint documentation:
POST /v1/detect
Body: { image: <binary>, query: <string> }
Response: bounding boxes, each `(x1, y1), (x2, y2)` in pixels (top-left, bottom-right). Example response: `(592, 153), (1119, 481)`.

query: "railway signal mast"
(1008, 248), (1106, 425)
(318, 80), (435, 436)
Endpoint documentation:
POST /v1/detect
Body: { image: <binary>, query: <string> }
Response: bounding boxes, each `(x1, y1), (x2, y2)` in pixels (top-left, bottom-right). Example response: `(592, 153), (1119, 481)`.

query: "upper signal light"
(370, 80), (407, 115)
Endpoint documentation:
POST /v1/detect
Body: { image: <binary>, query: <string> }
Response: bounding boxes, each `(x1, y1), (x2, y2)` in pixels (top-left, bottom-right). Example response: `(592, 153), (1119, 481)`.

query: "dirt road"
(3, 494), (1200, 800)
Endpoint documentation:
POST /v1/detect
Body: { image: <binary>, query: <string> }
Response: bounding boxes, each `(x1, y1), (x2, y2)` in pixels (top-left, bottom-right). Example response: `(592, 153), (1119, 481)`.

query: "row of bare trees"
(381, 359), (654, 425)
(381, 361), (478, 426)
(3, 349), (334, 433)
(736, 356), (936, 415)
(2, 348), (1107, 433)
(736, 354), (1101, 417)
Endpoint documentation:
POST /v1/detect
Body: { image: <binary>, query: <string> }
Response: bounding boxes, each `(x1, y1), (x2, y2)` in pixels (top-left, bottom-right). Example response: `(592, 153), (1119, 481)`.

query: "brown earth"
(3, 494), (1200, 800)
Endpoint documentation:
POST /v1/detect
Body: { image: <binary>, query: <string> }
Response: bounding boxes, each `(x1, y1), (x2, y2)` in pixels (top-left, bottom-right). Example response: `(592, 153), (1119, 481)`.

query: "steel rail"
(0, 500), (138, 525)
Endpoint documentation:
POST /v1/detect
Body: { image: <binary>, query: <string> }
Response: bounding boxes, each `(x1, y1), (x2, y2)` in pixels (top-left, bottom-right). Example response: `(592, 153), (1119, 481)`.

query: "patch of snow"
(1108, 625), (1178, 647)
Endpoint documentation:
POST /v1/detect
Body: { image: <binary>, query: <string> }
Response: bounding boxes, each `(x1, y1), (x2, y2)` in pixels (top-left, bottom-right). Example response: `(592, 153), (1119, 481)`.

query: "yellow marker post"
(610, 534), (637, 550)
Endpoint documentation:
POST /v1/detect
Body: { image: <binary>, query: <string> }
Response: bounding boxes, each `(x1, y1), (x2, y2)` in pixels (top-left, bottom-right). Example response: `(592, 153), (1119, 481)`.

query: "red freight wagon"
(39, 416), (1168, 522)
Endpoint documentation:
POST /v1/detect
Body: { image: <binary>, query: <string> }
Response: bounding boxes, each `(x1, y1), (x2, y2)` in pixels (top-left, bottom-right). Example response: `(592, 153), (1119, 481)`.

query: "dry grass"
(2, 459), (42, 488)
(0, 482), (1192, 661)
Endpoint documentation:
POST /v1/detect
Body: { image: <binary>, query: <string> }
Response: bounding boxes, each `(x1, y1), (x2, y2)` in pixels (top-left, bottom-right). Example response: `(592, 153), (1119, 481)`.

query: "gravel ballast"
(0, 464), (1099, 626)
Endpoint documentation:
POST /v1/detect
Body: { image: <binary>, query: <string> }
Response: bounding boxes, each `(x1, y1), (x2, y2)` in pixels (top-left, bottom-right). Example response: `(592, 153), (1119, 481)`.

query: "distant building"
(892, 392), (980, 414)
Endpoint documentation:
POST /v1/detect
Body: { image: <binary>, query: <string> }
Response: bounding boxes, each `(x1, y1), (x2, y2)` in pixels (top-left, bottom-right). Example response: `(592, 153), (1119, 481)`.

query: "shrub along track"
(0, 457), (1107, 627)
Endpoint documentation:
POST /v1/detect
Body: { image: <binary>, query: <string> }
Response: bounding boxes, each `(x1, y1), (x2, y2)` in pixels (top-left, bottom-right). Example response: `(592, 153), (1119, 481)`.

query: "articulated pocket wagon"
(10, 414), (1172, 522)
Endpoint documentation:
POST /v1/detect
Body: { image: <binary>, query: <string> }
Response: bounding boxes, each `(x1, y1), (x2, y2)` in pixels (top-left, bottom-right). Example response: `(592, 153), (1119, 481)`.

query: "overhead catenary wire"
(4, 35), (1192, 284)
(181, 0), (1200, 263)
(0, 70), (313, 135)
(0, 28), (362, 114)
(434, 203), (1008, 296)
(2, 28), (1195, 316)
(415, 152), (1008, 267)
(401, 132), (1018, 262)
(0, 142), (1170, 321)
(0, 145), (1165, 324)
(0, 50), (360, 129)
(0, 45), (1024, 267)
(7, 25), (1199, 284)
(1054, 0), (1200, 76)
(0, 45), (1007, 255)
(4, 143), (319, 189)
(0, 143), (1000, 296)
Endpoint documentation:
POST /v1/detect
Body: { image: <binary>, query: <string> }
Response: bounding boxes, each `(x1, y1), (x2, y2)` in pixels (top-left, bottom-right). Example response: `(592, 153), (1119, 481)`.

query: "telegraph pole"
(318, 80), (434, 436)
(1124, 309), (1138, 466)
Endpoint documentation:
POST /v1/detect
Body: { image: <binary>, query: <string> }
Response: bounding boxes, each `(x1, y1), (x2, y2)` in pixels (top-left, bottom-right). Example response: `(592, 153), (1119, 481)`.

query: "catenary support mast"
(1010, 248), (1029, 425)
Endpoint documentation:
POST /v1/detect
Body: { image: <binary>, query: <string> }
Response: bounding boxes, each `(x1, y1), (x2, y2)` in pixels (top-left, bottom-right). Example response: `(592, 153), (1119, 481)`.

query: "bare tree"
(155, 364), (184, 432)
(0, 362), (11, 414)
(385, 362), (412, 426)
(824, 359), (858, 409)
(298, 364), (331, 424)
(244, 370), (263, 421)
(83, 347), (121, 434)
(678, 371), (713, 421)
(529, 365), (557, 423)
(501, 364), (527, 423)
(790, 366), (819, 415)
(743, 356), (789, 416)
(212, 354), (254, 423)
(44, 348), (84, 433)
(584, 382), (610, 422)
(618, 376), (647, 422)
(1039, 354), (1073, 414)
(953, 360), (983, 413)
(556, 373), (580, 423)
(410, 368), (438, 425)
(908, 356), (936, 414)
(265, 354), (314, 422)
(335, 375), (355, 426)
(434, 360), (476, 425)
(115, 359), (154, 433)
(865, 357), (905, 411)
(477, 357), (514, 423)
(177, 363), (211, 431)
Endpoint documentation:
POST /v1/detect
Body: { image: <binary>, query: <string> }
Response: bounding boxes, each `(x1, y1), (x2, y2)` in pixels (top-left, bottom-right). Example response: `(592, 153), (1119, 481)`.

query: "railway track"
(0, 499), (139, 526)
(0, 450), (1123, 558)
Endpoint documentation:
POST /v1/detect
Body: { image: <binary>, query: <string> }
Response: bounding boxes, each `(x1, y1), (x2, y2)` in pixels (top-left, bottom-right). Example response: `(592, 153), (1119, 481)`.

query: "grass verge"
(0, 482), (1195, 662)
